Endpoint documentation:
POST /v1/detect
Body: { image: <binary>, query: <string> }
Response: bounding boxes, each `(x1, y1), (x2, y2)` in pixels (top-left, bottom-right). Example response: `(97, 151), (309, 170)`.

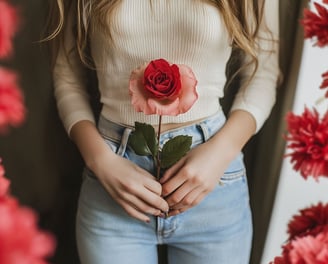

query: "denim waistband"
(98, 111), (227, 146)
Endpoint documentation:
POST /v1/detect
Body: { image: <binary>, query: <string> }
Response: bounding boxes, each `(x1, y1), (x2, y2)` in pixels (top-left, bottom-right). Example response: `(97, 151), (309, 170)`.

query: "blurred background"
(0, 0), (318, 263)
(261, 4), (328, 261)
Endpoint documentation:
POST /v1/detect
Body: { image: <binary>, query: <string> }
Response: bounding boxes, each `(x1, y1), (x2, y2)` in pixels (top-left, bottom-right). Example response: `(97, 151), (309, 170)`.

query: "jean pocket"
(82, 138), (120, 182)
(103, 138), (120, 153)
(82, 166), (99, 182)
(220, 152), (246, 183)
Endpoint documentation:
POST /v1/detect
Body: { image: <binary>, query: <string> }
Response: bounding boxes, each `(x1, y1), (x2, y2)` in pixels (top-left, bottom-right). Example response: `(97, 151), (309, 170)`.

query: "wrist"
(70, 120), (116, 178)
(210, 110), (256, 159)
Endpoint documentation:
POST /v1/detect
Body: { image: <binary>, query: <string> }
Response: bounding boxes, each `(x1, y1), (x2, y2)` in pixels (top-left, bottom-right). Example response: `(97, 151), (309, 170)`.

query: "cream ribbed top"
(53, 0), (280, 134)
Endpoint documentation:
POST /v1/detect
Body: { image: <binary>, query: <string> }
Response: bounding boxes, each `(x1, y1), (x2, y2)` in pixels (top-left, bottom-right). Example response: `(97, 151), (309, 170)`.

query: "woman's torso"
(90, 0), (232, 127)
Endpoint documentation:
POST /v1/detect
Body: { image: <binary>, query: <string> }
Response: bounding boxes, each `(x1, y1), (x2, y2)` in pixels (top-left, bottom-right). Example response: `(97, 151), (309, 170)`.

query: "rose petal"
(177, 64), (198, 114)
(148, 97), (180, 116)
(129, 65), (149, 113)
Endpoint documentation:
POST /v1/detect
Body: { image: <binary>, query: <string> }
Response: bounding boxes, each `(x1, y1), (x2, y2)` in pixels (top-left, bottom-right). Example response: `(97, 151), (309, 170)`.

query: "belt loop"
(196, 123), (210, 142)
(117, 128), (133, 156)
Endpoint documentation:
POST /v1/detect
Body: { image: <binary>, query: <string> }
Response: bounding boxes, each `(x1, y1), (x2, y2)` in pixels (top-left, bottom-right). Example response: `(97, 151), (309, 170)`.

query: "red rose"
(144, 59), (181, 100)
(129, 59), (198, 116)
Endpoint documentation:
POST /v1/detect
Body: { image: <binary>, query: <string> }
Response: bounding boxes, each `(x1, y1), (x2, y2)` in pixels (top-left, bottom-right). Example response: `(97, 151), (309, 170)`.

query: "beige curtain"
(0, 1), (306, 263)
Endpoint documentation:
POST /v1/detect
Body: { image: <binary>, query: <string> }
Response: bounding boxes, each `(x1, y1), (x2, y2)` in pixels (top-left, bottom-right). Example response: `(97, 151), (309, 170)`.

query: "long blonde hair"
(47, 0), (267, 79)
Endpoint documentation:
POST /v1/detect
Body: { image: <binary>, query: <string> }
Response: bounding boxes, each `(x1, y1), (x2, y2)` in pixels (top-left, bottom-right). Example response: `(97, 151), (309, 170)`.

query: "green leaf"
(161, 135), (192, 169)
(128, 122), (158, 157)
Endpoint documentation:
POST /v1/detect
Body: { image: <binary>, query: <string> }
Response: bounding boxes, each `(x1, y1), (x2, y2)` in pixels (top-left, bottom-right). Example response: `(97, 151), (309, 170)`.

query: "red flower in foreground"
(285, 107), (328, 180)
(0, 1), (18, 58)
(287, 203), (328, 240)
(0, 161), (10, 197)
(320, 71), (328, 97)
(270, 257), (288, 264)
(0, 197), (56, 264)
(0, 162), (56, 264)
(271, 228), (328, 264)
(129, 59), (198, 116)
(0, 67), (26, 133)
(289, 229), (328, 264)
(301, 2), (328, 47)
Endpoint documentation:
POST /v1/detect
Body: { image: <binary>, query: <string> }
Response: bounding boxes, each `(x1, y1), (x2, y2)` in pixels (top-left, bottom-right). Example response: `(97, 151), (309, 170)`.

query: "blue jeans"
(76, 111), (253, 264)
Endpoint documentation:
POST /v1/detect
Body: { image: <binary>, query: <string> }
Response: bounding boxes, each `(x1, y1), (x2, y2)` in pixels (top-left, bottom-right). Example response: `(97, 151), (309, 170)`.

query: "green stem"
(156, 115), (169, 218)
(156, 115), (162, 180)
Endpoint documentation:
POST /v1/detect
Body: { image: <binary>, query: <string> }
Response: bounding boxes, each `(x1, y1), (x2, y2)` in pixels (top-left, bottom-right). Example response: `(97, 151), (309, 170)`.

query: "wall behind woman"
(0, 0), (82, 263)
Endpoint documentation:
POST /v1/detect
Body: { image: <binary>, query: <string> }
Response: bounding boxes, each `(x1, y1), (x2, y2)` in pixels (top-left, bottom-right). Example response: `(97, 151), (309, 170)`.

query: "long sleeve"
(229, 0), (280, 133)
(53, 10), (95, 135)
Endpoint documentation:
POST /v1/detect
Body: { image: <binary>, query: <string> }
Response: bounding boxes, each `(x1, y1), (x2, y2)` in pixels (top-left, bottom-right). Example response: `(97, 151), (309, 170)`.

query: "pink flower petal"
(0, 68), (26, 133)
(129, 64), (150, 113)
(289, 230), (328, 263)
(148, 97), (180, 116)
(0, 162), (10, 197)
(0, 1), (18, 58)
(177, 64), (198, 113)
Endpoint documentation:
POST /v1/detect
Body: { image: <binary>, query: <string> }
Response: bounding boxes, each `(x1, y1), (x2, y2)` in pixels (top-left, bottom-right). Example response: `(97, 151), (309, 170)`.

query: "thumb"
(159, 158), (185, 184)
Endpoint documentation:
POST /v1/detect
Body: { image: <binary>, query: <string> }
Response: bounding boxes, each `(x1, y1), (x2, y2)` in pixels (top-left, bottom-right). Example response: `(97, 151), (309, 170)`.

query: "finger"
(161, 163), (191, 197)
(168, 190), (207, 217)
(143, 176), (163, 196)
(116, 198), (152, 223)
(168, 206), (190, 217)
(134, 187), (169, 213)
(119, 193), (162, 216)
(169, 186), (201, 210)
(165, 182), (198, 207)
(192, 191), (207, 207)
(168, 209), (181, 217)
(126, 192), (164, 215)
(159, 158), (184, 184)
(161, 176), (187, 198)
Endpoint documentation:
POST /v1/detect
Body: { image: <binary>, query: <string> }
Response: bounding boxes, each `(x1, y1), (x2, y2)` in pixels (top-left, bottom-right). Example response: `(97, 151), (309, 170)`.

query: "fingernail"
(158, 213), (165, 218)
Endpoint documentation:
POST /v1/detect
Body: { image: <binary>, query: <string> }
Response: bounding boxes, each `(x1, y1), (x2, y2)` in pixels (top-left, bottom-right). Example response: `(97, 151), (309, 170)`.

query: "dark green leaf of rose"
(128, 130), (150, 156)
(161, 135), (192, 168)
(128, 122), (158, 156)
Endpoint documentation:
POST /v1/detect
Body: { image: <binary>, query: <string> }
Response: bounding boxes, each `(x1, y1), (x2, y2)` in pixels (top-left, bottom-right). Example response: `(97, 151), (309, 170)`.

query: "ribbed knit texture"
(53, 0), (280, 134)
